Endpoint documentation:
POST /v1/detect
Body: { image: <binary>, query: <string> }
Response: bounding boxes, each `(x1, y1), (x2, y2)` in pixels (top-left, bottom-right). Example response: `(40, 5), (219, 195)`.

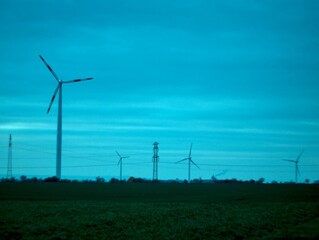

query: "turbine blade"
(189, 143), (193, 157)
(176, 158), (189, 163)
(117, 159), (121, 166)
(282, 159), (296, 163)
(39, 55), (59, 82)
(296, 150), (304, 162)
(116, 151), (121, 158)
(47, 85), (60, 114)
(63, 78), (93, 83)
(123, 156), (129, 159)
(297, 165), (300, 176)
(191, 160), (200, 169)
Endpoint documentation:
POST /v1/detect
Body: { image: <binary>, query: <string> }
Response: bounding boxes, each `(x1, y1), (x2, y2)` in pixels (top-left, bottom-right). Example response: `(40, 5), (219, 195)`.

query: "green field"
(1, 183), (319, 240)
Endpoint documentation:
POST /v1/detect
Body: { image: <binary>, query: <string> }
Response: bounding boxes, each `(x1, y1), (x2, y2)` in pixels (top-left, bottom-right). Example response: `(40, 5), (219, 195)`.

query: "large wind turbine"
(176, 143), (199, 183)
(283, 150), (304, 183)
(116, 151), (129, 181)
(40, 55), (93, 179)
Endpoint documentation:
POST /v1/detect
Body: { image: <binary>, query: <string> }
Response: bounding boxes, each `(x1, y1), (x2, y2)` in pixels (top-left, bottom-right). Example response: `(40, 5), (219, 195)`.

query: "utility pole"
(7, 134), (12, 178)
(152, 142), (159, 181)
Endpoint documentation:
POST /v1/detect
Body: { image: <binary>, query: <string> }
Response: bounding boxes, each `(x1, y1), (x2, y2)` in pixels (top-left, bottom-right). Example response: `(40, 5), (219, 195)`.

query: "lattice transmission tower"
(152, 142), (159, 181)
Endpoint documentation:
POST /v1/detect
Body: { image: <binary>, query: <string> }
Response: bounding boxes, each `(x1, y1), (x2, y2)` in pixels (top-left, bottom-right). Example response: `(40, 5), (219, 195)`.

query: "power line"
(2, 142), (318, 179)
(14, 146), (55, 155)
(1, 162), (318, 170)
(0, 163), (117, 170)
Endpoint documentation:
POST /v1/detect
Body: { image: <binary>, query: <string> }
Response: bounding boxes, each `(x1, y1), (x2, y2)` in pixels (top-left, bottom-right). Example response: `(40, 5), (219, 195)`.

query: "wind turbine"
(282, 150), (304, 183)
(40, 55), (93, 179)
(116, 151), (129, 181)
(176, 143), (199, 183)
(212, 170), (228, 181)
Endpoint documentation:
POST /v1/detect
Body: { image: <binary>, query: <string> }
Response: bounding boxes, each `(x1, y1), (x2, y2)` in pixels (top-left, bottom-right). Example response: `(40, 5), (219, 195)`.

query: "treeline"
(1, 176), (159, 183)
(1, 175), (319, 184)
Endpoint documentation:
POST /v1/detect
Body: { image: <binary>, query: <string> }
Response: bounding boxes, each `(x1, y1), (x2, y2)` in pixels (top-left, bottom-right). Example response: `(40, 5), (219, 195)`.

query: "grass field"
(1, 182), (319, 240)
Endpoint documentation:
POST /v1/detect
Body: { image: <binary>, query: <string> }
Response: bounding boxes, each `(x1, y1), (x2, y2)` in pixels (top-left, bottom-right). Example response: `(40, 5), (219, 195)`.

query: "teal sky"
(0, 0), (318, 182)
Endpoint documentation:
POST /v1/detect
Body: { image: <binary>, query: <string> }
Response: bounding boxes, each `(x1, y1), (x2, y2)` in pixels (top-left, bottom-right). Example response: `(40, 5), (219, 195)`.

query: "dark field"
(1, 183), (319, 240)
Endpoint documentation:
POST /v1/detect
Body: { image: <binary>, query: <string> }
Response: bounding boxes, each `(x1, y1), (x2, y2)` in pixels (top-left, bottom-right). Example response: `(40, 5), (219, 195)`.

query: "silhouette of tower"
(152, 142), (159, 181)
(7, 134), (12, 178)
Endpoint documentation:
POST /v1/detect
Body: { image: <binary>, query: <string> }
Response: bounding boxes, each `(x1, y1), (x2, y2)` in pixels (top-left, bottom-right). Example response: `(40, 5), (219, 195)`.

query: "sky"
(0, 0), (318, 182)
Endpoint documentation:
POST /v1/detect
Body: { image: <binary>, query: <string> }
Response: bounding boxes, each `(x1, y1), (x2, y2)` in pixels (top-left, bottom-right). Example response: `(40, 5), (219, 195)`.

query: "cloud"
(0, 122), (54, 131)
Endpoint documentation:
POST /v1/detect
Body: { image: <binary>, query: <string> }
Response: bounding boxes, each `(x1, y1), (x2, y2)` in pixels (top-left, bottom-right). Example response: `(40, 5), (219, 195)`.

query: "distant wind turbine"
(116, 151), (129, 181)
(40, 55), (93, 179)
(176, 143), (199, 183)
(212, 169), (228, 180)
(282, 150), (304, 183)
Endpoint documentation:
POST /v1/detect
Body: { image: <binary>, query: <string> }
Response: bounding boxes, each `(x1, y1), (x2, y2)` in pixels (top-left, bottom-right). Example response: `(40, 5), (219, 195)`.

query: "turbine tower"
(176, 143), (199, 183)
(116, 151), (129, 181)
(7, 134), (12, 179)
(152, 142), (159, 181)
(40, 55), (93, 179)
(283, 150), (304, 183)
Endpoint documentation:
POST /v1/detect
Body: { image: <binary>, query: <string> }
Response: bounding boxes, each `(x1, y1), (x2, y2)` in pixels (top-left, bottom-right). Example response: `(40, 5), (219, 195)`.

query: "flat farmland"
(1, 183), (319, 240)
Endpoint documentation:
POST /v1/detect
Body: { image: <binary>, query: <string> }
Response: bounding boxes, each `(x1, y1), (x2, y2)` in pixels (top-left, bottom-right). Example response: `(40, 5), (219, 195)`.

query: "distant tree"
(134, 178), (145, 183)
(284, 181), (295, 184)
(2, 177), (15, 182)
(128, 176), (135, 183)
(82, 179), (92, 183)
(95, 176), (105, 183)
(230, 178), (238, 183)
(60, 179), (71, 183)
(31, 177), (39, 182)
(20, 175), (27, 182)
(110, 178), (119, 183)
(271, 180), (278, 184)
(249, 179), (256, 184)
(44, 176), (59, 182)
(313, 180), (319, 184)
(191, 178), (202, 183)
(305, 179), (310, 184)
(256, 178), (265, 184)
(7, 177), (16, 182)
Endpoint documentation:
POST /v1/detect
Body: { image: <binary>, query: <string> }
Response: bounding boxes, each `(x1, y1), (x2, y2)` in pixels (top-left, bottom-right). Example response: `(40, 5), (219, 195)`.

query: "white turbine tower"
(40, 55), (93, 179)
(116, 151), (129, 181)
(176, 143), (199, 183)
(283, 150), (304, 183)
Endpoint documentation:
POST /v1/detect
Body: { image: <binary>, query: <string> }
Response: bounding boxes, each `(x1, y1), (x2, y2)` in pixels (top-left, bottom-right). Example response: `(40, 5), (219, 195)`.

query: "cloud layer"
(0, 0), (318, 181)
